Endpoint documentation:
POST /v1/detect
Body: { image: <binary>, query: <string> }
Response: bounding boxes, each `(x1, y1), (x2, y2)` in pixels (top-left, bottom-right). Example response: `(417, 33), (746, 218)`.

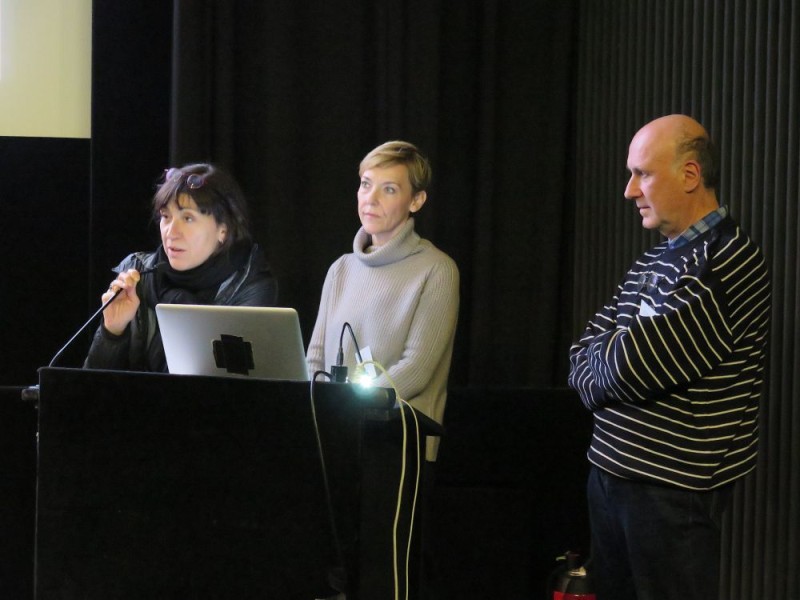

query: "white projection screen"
(0, 0), (92, 138)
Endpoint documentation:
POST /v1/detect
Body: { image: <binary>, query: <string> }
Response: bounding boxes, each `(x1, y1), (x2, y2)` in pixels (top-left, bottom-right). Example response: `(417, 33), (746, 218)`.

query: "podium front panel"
(35, 369), (354, 599)
(35, 368), (429, 600)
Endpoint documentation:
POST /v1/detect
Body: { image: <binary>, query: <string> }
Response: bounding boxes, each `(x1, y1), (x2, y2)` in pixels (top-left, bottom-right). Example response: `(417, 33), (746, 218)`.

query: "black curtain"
(169, 0), (578, 387)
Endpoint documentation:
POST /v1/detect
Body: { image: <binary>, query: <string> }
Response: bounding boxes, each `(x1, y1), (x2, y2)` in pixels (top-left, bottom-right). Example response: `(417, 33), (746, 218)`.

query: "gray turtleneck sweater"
(307, 218), (459, 459)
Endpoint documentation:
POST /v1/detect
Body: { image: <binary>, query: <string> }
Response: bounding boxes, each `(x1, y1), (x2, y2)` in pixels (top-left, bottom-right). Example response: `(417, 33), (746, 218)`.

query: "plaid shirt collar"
(668, 205), (728, 249)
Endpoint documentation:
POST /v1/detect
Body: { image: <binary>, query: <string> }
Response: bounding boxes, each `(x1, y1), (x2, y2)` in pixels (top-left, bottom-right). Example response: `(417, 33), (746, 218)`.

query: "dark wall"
(433, 387), (592, 597)
(0, 138), (90, 384)
(0, 387), (37, 598)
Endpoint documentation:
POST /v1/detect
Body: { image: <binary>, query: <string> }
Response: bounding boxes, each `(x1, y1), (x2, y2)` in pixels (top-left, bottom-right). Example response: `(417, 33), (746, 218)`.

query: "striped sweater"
(568, 216), (771, 490)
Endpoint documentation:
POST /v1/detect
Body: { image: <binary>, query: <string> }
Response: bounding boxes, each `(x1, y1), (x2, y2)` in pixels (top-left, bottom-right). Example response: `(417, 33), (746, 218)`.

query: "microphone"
(330, 322), (363, 383)
(47, 263), (166, 368)
(330, 322), (349, 383)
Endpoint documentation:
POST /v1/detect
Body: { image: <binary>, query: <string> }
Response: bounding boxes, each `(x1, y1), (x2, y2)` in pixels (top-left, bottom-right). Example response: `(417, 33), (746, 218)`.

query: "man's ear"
(410, 191), (427, 213)
(683, 160), (702, 193)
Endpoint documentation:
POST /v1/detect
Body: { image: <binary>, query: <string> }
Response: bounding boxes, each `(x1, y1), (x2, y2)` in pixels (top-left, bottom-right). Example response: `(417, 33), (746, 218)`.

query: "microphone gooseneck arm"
(47, 263), (164, 368)
(330, 322), (364, 382)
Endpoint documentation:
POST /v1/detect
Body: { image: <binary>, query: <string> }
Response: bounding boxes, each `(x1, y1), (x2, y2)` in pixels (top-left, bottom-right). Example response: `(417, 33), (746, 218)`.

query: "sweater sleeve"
(306, 263), (336, 377)
(373, 256), (460, 401)
(82, 252), (144, 371)
(84, 324), (132, 370)
(574, 254), (735, 406)
(568, 291), (621, 410)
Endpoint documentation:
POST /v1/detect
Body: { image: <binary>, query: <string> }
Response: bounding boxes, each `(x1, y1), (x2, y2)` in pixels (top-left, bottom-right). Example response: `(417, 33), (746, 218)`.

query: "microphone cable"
(332, 322), (363, 382)
(312, 354), (423, 600)
(356, 359), (421, 600)
(309, 370), (348, 595)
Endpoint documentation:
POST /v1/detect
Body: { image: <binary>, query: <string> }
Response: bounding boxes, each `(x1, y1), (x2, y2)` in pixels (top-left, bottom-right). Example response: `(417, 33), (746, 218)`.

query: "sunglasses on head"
(164, 167), (207, 189)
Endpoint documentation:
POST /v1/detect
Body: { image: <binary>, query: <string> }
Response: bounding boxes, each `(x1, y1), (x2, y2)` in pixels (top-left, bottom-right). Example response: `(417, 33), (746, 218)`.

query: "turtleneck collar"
(353, 217), (422, 267)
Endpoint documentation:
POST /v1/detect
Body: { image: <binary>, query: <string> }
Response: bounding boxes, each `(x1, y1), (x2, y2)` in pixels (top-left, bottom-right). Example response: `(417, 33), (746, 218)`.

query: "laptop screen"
(155, 304), (309, 381)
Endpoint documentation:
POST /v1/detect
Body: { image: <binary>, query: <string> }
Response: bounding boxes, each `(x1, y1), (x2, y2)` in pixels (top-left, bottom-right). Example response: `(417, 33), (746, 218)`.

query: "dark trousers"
(587, 466), (732, 600)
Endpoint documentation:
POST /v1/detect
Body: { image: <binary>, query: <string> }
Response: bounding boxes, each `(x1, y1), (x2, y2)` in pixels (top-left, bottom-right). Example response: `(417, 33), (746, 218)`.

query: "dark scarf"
(145, 244), (249, 307)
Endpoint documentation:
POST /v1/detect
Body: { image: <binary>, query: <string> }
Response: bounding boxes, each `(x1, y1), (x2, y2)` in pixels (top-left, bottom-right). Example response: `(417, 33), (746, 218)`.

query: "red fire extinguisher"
(549, 551), (595, 600)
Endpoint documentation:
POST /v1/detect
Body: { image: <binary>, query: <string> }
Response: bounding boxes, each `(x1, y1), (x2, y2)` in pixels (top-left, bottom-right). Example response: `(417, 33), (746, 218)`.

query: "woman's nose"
(163, 220), (180, 237)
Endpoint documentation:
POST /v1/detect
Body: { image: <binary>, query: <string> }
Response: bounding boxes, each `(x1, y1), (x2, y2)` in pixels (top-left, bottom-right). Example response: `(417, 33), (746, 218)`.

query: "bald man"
(568, 115), (771, 600)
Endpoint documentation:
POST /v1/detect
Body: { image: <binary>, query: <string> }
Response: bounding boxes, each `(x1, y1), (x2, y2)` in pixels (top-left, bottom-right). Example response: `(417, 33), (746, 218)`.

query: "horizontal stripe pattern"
(569, 217), (770, 489)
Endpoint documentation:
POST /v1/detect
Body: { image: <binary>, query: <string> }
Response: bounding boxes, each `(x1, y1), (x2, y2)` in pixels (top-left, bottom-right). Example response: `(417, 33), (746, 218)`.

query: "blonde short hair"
(359, 140), (432, 195)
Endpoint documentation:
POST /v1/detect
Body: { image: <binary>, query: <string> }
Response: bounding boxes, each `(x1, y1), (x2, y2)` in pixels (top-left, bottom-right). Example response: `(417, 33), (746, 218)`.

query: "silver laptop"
(155, 304), (309, 381)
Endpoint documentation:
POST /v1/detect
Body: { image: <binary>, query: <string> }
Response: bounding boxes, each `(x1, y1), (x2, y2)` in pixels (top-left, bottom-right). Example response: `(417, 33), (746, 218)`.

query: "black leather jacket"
(84, 244), (278, 372)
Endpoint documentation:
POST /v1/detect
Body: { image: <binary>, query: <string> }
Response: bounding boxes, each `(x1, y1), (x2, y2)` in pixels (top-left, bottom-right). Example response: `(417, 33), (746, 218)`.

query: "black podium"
(34, 368), (438, 600)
